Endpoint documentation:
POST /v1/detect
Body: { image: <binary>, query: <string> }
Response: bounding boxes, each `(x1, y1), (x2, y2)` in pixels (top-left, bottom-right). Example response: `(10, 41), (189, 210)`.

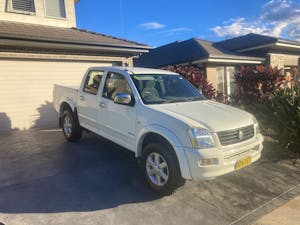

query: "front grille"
(217, 125), (254, 146)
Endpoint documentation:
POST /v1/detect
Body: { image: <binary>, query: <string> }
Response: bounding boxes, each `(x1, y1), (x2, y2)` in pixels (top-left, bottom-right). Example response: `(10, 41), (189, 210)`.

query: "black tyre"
(62, 110), (82, 142)
(142, 142), (186, 195)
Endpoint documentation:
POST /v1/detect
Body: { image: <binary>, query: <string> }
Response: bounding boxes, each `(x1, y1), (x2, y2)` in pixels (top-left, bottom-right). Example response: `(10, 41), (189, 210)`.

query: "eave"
(0, 37), (149, 57)
(236, 40), (300, 53)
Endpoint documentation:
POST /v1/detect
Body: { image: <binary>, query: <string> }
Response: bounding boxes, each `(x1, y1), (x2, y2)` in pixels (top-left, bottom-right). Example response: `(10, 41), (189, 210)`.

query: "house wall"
(269, 53), (299, 68)
(268, 53), (300, 87)
(0, 0), (76, 27)
(206, 66), (217, 90)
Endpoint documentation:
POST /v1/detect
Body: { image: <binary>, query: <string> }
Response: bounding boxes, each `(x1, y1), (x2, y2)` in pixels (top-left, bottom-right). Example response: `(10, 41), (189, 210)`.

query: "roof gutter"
(192, 56), (264, 64)
(0, 37), (150, 54)
(0, 33), (151, 50)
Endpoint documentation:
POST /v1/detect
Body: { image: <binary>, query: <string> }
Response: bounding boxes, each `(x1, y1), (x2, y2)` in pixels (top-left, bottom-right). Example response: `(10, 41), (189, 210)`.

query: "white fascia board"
(207, 58), (263, 64)
(192, 58), (263, 64)
(0, 38), (149, 54)
(276, 42), (300, 49)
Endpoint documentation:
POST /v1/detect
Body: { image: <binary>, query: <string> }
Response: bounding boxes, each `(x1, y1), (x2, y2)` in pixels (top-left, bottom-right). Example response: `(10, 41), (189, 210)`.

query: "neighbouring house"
(0, 0), (150, 133)
(134, 33), (300, 97)
(217, 33), (300, 87)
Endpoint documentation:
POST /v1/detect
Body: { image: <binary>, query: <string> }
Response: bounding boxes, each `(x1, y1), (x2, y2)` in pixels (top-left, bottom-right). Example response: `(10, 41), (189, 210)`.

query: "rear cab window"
(83, 70), (104, 95)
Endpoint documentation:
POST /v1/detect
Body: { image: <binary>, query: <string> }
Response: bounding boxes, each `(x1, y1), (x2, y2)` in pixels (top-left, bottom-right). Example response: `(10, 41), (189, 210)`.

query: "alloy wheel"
(146, 152), (169, 186)
(63, 115), (72, 137)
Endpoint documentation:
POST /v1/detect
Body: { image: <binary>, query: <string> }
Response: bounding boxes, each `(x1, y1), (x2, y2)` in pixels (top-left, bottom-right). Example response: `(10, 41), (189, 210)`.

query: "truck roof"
(88, 66), (178, 75)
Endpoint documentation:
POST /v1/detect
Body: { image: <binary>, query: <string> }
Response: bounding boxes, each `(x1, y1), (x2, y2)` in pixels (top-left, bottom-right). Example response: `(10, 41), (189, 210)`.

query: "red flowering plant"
(165, 65), (216, 99)
(234, 65), (284, 106)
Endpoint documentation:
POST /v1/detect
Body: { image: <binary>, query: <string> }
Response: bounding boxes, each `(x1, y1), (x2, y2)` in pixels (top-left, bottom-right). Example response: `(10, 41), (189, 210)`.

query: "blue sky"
(76, 0), (300, 47)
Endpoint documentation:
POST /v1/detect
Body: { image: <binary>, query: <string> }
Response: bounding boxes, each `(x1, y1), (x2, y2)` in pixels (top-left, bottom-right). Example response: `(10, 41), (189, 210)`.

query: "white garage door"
(0, 59), (114, 133)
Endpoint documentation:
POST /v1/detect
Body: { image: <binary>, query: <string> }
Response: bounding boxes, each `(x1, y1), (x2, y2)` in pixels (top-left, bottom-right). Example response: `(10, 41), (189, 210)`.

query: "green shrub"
(256, 86), (300, 162)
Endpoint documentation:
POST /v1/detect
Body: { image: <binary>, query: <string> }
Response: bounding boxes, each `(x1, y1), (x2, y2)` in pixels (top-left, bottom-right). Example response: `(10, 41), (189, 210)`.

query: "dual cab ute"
(53, 67), (263, 195)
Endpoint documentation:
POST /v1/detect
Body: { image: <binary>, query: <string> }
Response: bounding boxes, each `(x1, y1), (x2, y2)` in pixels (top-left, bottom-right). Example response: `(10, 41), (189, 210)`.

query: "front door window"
(216, 67), (225, 94)
(226, 67), (236, 96)
(216, 66), (236, 100)
(102, 72), (132, 100)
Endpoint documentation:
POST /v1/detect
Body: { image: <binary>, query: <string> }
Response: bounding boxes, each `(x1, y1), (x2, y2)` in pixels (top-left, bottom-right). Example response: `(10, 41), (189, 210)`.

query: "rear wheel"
(142, 143), (186, 195)
(62, 110), (82, 142)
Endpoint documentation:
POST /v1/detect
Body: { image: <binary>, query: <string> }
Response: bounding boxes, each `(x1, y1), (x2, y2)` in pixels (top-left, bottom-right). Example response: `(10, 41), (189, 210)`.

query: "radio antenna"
(120, 0), (125, 34)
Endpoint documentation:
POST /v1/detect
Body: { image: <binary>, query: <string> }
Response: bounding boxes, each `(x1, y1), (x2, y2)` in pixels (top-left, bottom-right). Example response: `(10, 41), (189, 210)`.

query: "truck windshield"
(130, 74), (205, 104)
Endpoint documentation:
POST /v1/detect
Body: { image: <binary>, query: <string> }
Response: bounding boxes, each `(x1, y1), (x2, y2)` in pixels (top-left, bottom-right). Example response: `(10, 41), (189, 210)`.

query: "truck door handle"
(79, 95), (84, 101)
(99, 102), (105, 108)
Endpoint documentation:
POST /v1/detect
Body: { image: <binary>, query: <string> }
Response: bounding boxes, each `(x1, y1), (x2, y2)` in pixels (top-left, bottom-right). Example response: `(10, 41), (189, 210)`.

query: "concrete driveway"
(0, 130), (299, 225)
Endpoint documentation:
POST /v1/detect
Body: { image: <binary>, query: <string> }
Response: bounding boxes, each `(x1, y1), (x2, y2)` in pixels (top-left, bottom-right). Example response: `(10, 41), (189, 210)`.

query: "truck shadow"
(0, 131), (160, 213)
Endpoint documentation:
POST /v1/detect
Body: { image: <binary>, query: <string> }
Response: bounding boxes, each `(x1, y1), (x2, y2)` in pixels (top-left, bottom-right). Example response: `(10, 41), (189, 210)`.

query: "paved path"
(0, 130), (299, 225)
(252, 195), (300, 225)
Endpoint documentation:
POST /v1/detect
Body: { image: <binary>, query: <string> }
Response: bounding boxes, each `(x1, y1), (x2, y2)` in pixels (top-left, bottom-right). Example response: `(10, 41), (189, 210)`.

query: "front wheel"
(142, 143), (186, 195)
(62, 110), (82, 142)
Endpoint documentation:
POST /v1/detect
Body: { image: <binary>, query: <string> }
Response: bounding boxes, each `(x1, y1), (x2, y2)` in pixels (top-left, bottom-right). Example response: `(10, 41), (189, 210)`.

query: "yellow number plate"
(235, 156), (252, 170)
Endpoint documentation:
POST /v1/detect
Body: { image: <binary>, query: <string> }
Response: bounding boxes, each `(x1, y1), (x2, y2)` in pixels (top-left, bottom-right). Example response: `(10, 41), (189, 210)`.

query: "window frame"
(43, 0), (66, 19)
(82, 70), (104, 96)
(6, 0), (36, 15)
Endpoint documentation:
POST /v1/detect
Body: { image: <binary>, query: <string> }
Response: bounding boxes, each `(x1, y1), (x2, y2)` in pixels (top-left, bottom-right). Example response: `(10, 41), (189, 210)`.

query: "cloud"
(212, 0), (300, 40)
(139, 22), (166, 30)
(213, 18), (266, 37)
(160, 27), (193, 36)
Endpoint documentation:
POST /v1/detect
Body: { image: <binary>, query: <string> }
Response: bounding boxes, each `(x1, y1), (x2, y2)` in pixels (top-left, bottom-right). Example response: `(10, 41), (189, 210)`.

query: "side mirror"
(113, 93), (133, 106)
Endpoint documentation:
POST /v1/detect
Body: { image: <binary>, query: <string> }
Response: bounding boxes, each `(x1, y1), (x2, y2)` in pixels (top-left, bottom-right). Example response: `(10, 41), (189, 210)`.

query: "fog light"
(198, 158), (218, 166)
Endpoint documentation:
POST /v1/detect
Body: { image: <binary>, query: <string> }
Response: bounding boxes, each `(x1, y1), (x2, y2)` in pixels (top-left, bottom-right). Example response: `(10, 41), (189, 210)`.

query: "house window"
(44, 0), (66, 18)
(7, 0), (35, 14)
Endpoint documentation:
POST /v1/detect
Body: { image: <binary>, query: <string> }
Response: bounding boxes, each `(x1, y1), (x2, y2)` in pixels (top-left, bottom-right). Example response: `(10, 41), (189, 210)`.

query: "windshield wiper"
(162, 97), (203, 103)
(161, 99), (186, 103)
(189, 96), (204, 101)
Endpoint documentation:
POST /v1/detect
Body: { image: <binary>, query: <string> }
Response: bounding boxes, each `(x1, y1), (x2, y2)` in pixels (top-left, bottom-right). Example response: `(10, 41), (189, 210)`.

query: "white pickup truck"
(53, 66), (263, 195)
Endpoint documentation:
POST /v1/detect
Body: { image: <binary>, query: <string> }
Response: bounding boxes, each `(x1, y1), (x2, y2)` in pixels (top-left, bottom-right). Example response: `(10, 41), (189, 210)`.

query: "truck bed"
(53, 84), (79, 113)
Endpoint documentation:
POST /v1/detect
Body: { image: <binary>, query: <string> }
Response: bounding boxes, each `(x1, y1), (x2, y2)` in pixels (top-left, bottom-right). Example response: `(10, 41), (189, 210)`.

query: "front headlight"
(252, 117), (260, 134)
(188, 128), (215, 149)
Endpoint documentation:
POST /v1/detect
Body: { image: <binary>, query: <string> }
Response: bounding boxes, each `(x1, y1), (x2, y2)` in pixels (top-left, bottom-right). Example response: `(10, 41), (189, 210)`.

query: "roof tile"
(0, 20), (149, 48)
(135, 38), (263, 68)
